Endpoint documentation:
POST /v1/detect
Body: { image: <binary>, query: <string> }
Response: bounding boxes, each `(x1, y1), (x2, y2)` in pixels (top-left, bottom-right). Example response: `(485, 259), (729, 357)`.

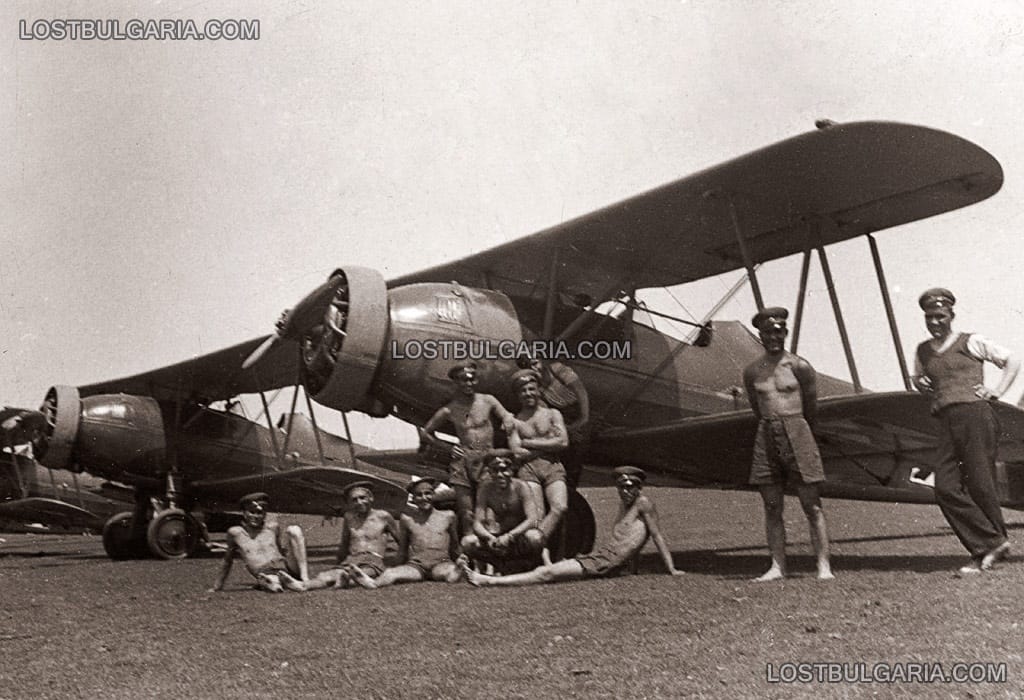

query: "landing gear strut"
(100, 474), (205, 560)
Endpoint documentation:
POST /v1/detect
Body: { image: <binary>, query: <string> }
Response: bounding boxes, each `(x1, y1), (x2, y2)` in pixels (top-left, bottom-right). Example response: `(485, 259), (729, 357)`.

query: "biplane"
(27, 120), (1024, 561)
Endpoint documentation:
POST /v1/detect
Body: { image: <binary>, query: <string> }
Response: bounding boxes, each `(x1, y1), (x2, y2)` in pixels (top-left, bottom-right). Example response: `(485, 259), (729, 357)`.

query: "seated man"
(508, 369), (569, 544)
(351, 478), (466, 588)
(281, 480), (400, 591)
(419, 361), (515, 536)
(210, 492), (310, 593)
(461, 456), (544, 570)
(465, 466), (684, 587)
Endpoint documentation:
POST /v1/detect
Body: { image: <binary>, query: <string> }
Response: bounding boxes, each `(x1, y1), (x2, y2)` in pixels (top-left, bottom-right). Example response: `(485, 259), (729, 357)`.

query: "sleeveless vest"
(916, 333), (983, 412)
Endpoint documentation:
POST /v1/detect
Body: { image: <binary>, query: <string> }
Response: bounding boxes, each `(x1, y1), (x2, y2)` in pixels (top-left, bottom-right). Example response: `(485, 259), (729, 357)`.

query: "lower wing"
(589, 392), (1024, 507)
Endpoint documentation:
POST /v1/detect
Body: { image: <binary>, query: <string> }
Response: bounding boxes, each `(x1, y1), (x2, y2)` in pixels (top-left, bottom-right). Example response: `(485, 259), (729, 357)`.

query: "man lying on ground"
(464, 466), (684, 587)
(210, 492), (310, 593)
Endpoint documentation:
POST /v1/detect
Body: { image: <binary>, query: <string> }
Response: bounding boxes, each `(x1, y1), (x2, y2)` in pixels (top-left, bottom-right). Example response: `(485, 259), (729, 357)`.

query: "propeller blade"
(241, 333), (281, 370)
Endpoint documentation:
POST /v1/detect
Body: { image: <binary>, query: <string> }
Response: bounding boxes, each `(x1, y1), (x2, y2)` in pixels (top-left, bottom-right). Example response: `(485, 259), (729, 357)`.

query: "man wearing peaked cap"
(211, 492), (311, 593)
(913, 288), (1020, 575)
(508, 362), (571, 547)
(463, 458), (684, 587)
(751, 306), (789, 331)
(447, 361), (478, 381)
(461, 456), (544, 571)
(348, 475), (468, 588)
(420, 361), (515, 538)
(918, 287), (956, 311)
(239, 492), (270, 511)
(743, 305), (833, 583)
(277, 479), (401, 592)
(614, 466), (646, 484)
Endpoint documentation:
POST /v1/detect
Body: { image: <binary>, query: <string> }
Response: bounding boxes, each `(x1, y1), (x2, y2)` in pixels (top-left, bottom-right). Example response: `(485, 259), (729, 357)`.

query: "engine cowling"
(290, 268), (524, 422)
(39, 385), (166, 481)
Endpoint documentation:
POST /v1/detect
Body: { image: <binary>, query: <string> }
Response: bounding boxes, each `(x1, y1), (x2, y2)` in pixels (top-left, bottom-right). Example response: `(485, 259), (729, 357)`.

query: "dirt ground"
(2, 488), (1022, 699)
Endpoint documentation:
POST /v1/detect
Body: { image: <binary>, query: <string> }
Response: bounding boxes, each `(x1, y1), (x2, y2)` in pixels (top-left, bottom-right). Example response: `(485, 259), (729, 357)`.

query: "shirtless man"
(461, 456), (544, 568)
(508, 369), (569, 544)
(465, 466), (683, 586)
(420, 361), (515, 535)
(350, 478), (466, 588)
(743, 306), (833, 582)
(210, 492), (310, 593)
(281, 481), (400, 591)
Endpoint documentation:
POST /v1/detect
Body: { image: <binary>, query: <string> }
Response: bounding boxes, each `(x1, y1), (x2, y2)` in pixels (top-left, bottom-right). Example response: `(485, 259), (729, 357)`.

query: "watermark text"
(19, 19), (259, 41)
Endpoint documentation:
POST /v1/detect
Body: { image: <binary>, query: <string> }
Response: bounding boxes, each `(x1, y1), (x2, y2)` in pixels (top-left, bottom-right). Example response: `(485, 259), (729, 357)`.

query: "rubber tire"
(561, 490), (597, 558)
(102, 511), (147, 560)
(146, 508), (200, 560)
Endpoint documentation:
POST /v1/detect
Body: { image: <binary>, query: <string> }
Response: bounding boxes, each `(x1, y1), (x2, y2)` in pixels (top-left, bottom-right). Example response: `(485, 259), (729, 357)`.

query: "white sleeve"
(965, 334), (1012, 368)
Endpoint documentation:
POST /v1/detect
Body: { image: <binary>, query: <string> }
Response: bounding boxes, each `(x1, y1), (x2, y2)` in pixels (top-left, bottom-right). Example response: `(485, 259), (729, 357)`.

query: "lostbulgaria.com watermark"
(19, 19), (259, 41)
(390, 339), (632, 362)
(766, 662), (1007, 684)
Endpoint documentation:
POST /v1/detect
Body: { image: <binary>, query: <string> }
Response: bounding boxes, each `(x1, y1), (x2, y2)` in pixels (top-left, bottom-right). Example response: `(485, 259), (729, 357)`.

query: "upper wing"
(391, 121), (1002, 303)
(589, 392), (1024, 506)
(78, 335), (301, 403)
(74, 122), (1001, 403)
(189, 466), (409, 516)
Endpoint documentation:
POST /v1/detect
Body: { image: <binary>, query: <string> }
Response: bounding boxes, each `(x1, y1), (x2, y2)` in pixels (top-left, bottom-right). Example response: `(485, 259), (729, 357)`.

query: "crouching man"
(210, 492), (310, 593)
(465, 466), (684, 587)
(461, 456), (544, 571)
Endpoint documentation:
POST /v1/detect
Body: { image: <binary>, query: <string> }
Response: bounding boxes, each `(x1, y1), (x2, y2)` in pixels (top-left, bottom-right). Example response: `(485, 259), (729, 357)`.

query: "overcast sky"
(3, 1), (1024, 447)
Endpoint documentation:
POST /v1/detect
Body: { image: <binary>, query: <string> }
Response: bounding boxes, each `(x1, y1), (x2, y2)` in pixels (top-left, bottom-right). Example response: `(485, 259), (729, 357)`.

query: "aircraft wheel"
(102, 511), (148, 560)
(560, 490), (596, 558)
(146, 508), (200, 560)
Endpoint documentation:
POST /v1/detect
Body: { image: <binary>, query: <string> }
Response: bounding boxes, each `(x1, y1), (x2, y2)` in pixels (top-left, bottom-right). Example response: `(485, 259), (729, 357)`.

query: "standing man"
(508, 369), (569, 546)
(517, 354), (591, 489)
(743, 307), (833, 582)
(420, 361), (515, 536)
(913, 288), (1019, 575)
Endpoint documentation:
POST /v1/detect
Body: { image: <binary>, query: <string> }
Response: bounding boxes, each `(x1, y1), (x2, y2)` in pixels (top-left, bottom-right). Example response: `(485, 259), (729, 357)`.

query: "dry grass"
(2, 488), (1023, 699)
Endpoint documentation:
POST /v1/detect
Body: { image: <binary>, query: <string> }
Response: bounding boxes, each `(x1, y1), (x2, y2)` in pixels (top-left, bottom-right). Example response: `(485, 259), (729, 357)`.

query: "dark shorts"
(519, 457), (567, 487)
(469, 529), (540, 561)
(407, 550), (453, 577)
(341, 551), (386, 578)
(749, 416), (824, 486)
(575, 541), (637, 578)
(449, 453), (488, 489)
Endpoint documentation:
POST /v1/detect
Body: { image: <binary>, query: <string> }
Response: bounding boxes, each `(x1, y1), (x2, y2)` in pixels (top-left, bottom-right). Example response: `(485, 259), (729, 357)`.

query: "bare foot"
(981, 541), (1010, 570)
(465, 568), (491, 587)
(752, 568), (785, 583)
(349, 565), (378, 589)
(278, 571), (306, 591)
(817, 569), (835, 581)
(256, 573), (284, 593)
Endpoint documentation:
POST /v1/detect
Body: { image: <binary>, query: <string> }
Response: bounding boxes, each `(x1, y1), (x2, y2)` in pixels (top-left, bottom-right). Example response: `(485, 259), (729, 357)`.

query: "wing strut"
(868, 234), (913, 390)
(790, 248), (813, 353)
(301, 388), (328, 466)
(729, 201), (765, 311)
(817, 244), (862, 393)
